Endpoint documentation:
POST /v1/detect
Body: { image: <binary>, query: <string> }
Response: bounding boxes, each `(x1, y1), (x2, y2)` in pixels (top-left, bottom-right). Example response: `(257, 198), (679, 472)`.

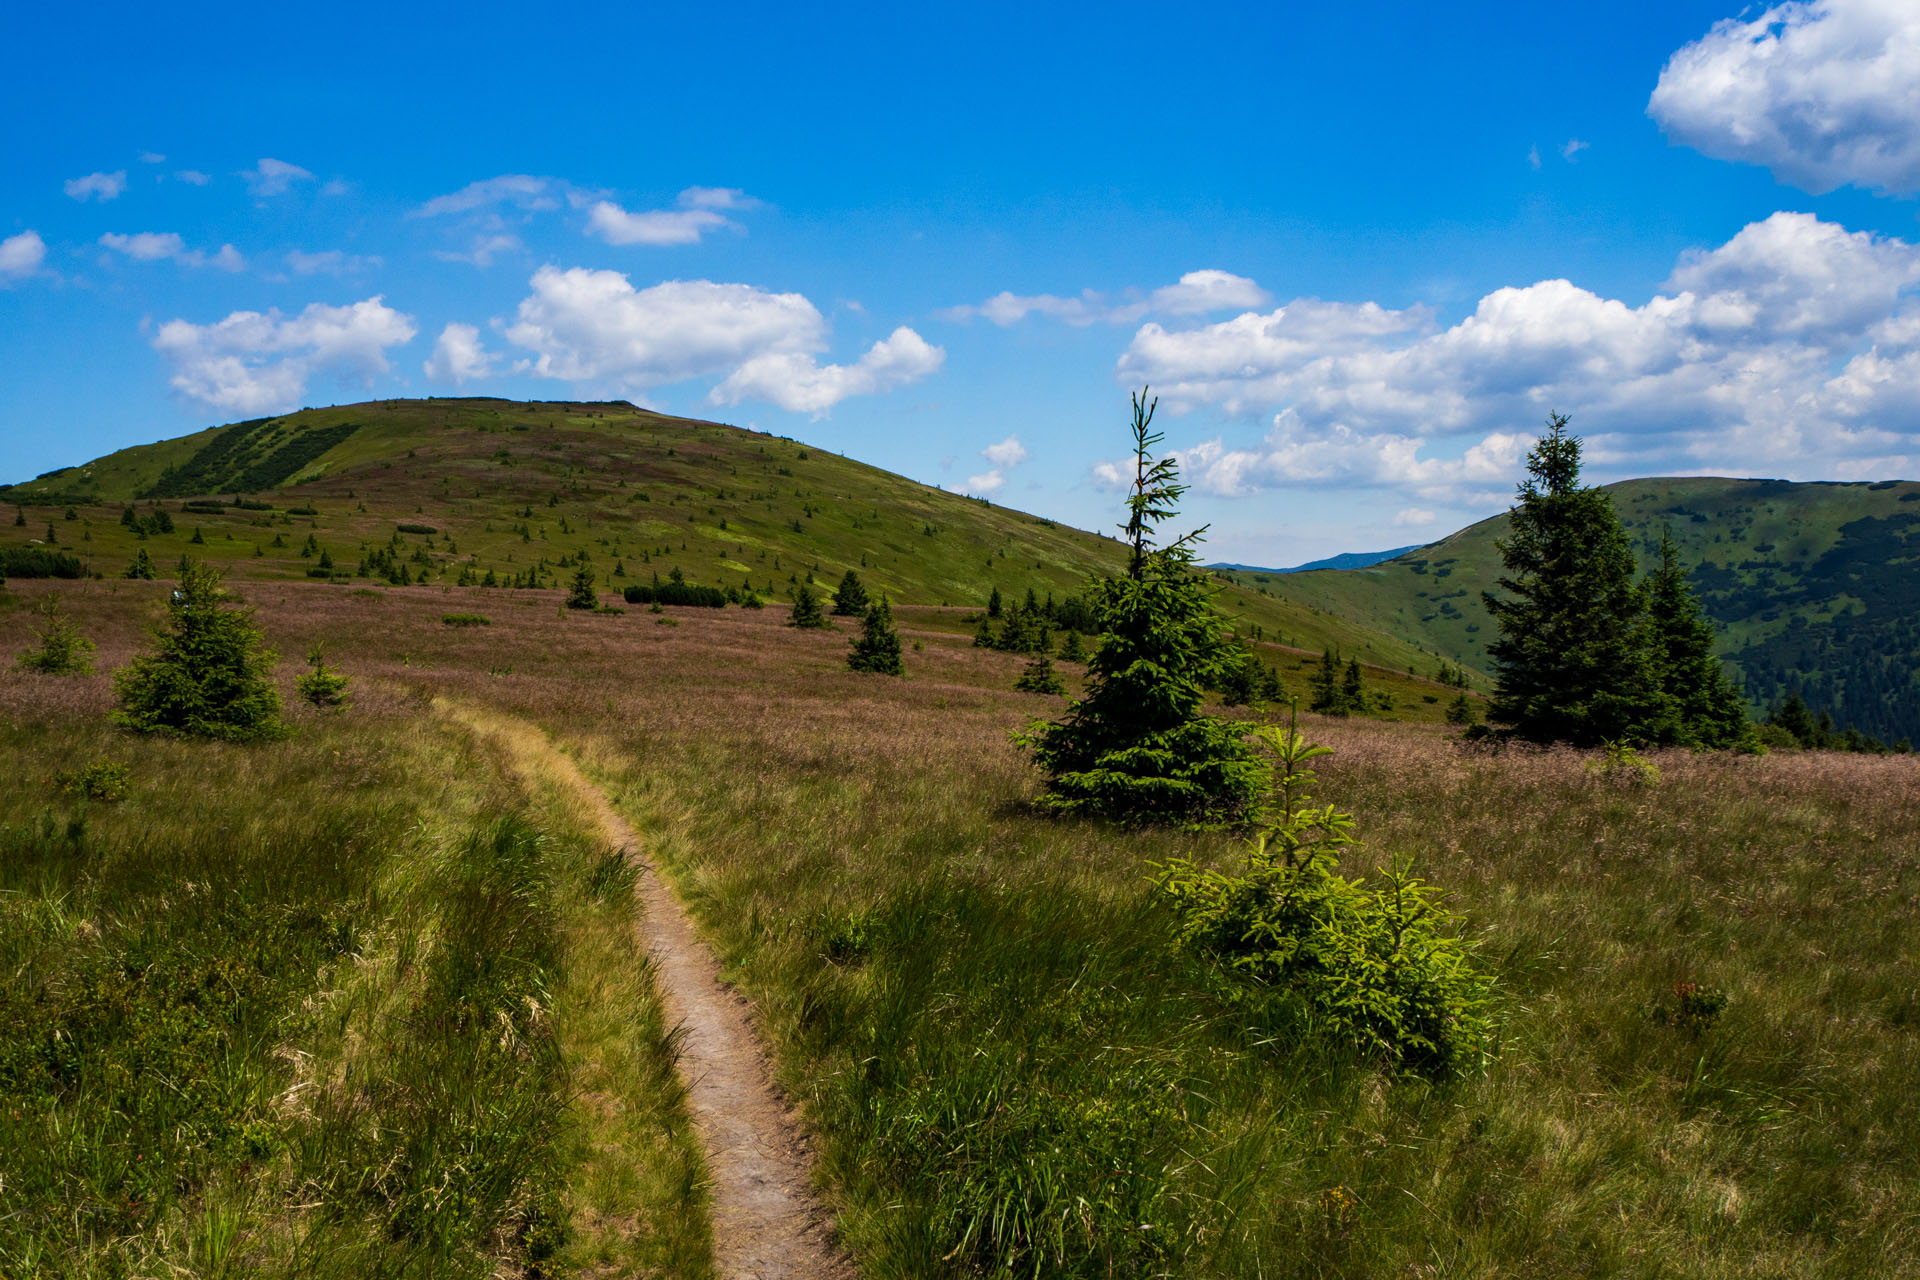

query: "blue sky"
(5, 0), (1920, 564)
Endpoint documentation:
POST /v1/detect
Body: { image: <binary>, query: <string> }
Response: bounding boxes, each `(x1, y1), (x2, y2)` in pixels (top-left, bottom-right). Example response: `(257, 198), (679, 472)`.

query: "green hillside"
(1250, 476), (1920, 740)
(0, 397), (1466, 701)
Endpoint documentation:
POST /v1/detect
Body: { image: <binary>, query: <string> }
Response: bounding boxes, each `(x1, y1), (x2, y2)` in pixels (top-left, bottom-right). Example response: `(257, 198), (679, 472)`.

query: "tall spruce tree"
(1484, 415), (1655, 745)
(1643, 526), (1752, 748)
(1018, 390), (1265, 827)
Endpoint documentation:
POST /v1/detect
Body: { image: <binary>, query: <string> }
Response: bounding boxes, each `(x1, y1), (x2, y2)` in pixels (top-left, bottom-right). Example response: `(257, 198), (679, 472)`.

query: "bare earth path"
(446, 703), (851, 1280)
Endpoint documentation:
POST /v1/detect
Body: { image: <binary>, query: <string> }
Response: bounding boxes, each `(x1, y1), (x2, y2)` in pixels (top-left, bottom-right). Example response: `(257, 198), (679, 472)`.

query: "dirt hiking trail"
(446, 702), (852, 1280)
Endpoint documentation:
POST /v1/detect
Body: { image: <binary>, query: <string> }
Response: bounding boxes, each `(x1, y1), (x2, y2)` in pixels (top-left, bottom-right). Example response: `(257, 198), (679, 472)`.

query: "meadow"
(4, 576), (1915, 1277)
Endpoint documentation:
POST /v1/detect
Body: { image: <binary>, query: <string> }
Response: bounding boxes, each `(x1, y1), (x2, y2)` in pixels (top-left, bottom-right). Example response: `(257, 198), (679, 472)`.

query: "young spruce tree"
(847, 594), (904, 674)
(1018, 389), (1265, 827)
(832, 568), (870, 616)
(113, 559), (286, 740)
(1484, 415), (1654, 746)
(787, 581), (829, 629)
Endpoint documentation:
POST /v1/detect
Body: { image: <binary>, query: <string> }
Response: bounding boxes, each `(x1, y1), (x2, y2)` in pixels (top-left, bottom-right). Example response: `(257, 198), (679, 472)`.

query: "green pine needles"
(296, 644), (352, 710)
(1155, 714), (1492, 1078)
(1485, 416), (1753, 748)
(113, 559), (288, 741)
(565, 563), (599, 610)
(1018, 390), (1265, 827)
(832, 568), (870, 617)
(847, 594), (904, 675)
(788, 582), (829, 629)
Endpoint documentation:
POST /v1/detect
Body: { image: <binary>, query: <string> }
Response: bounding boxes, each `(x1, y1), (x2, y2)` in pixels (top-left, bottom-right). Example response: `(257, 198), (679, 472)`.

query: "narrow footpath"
(446, 702), (851, 1280)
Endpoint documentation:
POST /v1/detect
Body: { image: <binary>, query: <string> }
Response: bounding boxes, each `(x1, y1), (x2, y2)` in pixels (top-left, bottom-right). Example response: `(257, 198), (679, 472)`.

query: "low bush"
(1154, 718), (1492, 1078)
(397, 522), (437, 535)
(0, 548), (86, 579)
(625, 570), (727, 608)
(442, 613), (492, 627)
(55, 758), (131, 801)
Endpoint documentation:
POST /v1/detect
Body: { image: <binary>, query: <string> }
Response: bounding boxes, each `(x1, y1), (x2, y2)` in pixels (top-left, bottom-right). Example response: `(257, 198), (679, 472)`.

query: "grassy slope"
(0, 398), (1454, 688)
(1255, 476), (1920, 730)
(12, 576), (1900, 1277)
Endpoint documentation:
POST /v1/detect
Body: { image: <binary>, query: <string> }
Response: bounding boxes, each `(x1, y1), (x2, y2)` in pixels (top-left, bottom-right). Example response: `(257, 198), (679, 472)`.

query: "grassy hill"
(0, 397), (1475, 720)
(1244, 476), (1920, 741)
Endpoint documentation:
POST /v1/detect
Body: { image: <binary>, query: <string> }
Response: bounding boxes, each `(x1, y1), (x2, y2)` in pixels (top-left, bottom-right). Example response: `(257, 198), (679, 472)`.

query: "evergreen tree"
(1445, 692), (1477, 726)
(1015, 652), (1067, 695)
(566, 563), (599, 610)
(1058, 630), (1087, 664)
(296, 644), (351, 710)
(832, 569), (870, 616)
(847, 594), (904, 674)
(1309, 649), (1347, 716)
(987, 586), (1003, 618)
(113, 560), (286, 741)
(1643, 526), (1752, 748)
(787, 582), (829, 629)
(1484, 415), (1656, 746)
(15, 595), (95, 675)
(1018, 390), (1265, 827)
(124, 547), (157, 580)
(1342, 659), (1366, 713)
(1216, 641), (1259, 706)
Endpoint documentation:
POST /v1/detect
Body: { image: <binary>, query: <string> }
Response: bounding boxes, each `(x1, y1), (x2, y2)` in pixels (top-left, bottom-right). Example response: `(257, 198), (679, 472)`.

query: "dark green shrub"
(0, 548), (86, 579)
(442, 613), (491, 627)
(397, 522), (437, 535)
(1155, 717), (1492, 1077)
(848, 595), (904, 675)
(15, 595), (95, 675)
(56, 758), (131, 800)
(624, 569), (727, 607)
(112, 559), (287, 741)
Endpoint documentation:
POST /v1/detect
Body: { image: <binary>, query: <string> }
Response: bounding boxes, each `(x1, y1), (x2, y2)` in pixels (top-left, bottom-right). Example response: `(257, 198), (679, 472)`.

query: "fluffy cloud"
(423, 322), (497, 385)
(962, 433), (1030, 493)
(1650, 0), (1920, 195)
(585, 187), (753, 247)
(503, 266), (940, 412)
(242, 158), (314, 197)
(941, 269), (1270, 326)
(174, 169), (211, 186)
(151, 296), (416, 414)
(434, 234), (522, 268)
(0, 230), (47, 281)
(100, 232), (244, 271)
(1393, 508), (1438, 527)
(1117, 211), (1920, 498)
(65, 171), (127, 201)
(712, 327), (944, 415)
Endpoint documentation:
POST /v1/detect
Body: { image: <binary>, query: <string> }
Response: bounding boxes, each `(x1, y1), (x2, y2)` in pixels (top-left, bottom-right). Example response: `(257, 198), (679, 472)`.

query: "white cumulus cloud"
(242, 158), (314, 197)
(1650, 0), (1920, 195)
(174, 169), (211, 186)
(585, 188), (754, 247)
(1117, 210), (1920, 499)
(100, 232), (244, 271)
(504, 266), (939, 412)
(1, 230), (48, 281)
(65, 171), (127, 202)
(961, 433), (1031, 494)
(152, 296), (416, 414)
(424, 322), (497, 385)
(415, 174), (561, 217)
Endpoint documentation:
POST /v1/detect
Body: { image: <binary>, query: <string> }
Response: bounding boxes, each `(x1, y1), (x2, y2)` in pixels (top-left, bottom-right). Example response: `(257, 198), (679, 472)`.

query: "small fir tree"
(1058, 630), (1087, 663)
(125, 547), (157, 579)
(987, 586), (1003, 618)
(787, 582), (829, 629)
(832, 569), (870, 616)
(1308, 649), (1347, 716)
(1484, 416), (1656, 746)
(1015, 652), (1067, 695)
(15, 595), (95, 675)
(847, 594), (904, 674)
(1341, 658), (1366, 713)
(566, 563), (599, 610)
(296, 644), (351, 710)
(1445, 692), (1478, 726)
(113, 559), (286, 741)
(1018, 390), (1265, 827)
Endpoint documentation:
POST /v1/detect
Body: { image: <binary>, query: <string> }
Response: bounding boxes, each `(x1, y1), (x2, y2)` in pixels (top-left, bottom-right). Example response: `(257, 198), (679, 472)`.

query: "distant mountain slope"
(1210, 545), (1422, 575)
(0, 398), (1456, 681)
(1264, 477), (1920, 741)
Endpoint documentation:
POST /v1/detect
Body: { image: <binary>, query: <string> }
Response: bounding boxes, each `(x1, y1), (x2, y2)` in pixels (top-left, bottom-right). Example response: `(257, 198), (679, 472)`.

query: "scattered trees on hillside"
(1484, 416), (1752, 748)
(1018, 390), (1265, 827)
(113, 560), (286, 741)
(1308, 649), (1368, 717)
